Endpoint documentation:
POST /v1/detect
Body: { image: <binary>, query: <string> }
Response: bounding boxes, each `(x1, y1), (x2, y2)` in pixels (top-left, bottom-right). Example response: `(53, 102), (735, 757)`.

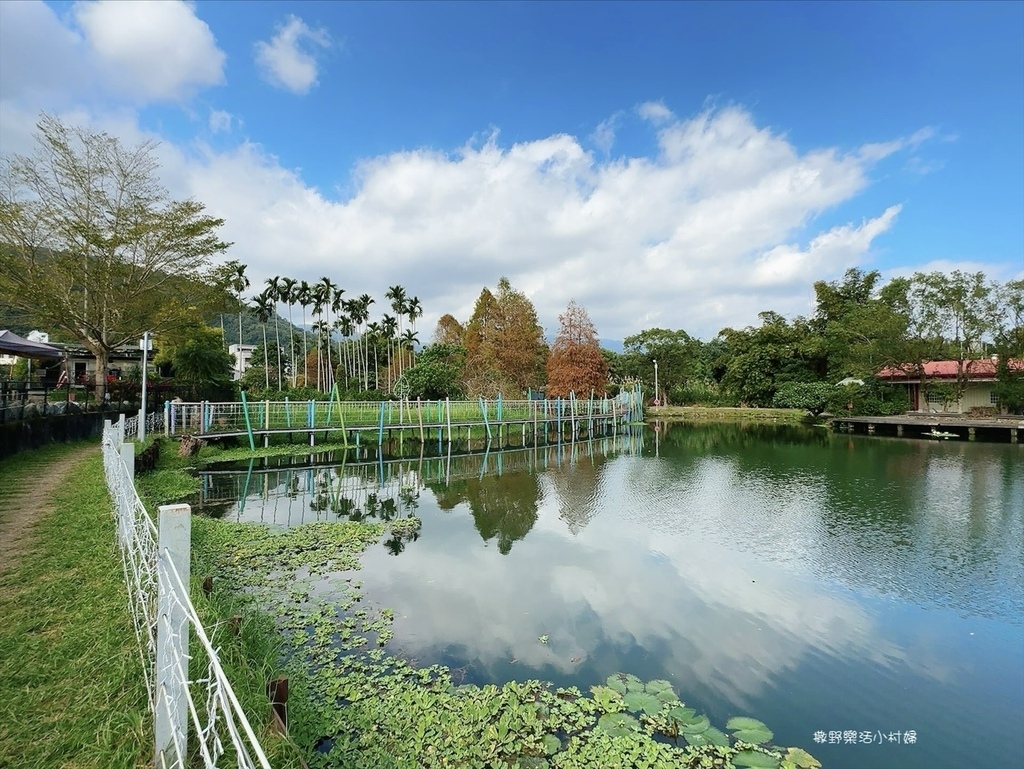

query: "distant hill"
(600, 339), (624, 353)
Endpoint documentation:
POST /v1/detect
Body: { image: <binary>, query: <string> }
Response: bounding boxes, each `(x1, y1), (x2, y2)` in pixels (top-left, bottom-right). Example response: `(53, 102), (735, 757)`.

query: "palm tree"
(325, 278), (346, 391)
(356, 294), (375, 390)
(311, 320), (330, 390)
(265, 277), (284, 390)
(311, 284), (327, 391)
(251, 292), (274, 389)
(278, 277), (298, 386)
(401, 329), (419, 374)
(320, 277), (342, 391)
(405, 296), (423, 368)
(385, 284), (408, 349)
(297, 280), (312, 387)
(366, 320), (382, 390)
(230, 263), (249, 356)
(381, 314), (399, 390)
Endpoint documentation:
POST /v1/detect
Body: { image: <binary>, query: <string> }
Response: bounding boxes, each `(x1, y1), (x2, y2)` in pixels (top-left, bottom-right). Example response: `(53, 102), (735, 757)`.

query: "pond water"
(197, 423), (1024, 769)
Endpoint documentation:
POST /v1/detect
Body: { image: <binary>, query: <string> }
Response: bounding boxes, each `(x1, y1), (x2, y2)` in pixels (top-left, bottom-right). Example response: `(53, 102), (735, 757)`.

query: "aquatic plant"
(195, 514), (821, 769)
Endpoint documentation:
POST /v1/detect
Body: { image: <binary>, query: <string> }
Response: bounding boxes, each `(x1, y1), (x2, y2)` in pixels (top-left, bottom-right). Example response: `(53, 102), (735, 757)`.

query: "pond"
(196, 423), (1024, 769)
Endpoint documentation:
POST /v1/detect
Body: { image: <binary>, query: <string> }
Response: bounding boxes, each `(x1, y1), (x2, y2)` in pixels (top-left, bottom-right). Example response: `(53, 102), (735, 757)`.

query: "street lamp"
(653, 359), (659, 406)
(139, 331), (152, 441)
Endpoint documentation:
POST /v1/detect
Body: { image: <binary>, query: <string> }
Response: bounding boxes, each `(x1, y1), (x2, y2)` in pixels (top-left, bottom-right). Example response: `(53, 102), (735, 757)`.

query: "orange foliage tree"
(461, 278), (548, 397)
(545, 300), (609, 397)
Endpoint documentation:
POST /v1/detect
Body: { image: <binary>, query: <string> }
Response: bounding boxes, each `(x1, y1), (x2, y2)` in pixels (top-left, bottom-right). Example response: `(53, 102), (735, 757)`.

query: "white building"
(228, 343), (257, 381)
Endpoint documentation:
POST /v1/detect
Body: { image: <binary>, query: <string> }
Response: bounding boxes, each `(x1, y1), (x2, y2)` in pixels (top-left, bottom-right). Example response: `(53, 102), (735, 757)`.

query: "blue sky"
(1, 1), (1021, 340)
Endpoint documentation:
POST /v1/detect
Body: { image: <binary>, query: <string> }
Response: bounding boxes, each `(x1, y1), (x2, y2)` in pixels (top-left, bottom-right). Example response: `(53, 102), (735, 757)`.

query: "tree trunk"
(92, 346), (110, 403)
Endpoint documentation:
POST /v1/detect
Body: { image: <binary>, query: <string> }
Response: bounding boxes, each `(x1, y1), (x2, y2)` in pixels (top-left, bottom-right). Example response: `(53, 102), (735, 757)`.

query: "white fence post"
(155, 503), (191, 769)
(118, 413), (126, 445)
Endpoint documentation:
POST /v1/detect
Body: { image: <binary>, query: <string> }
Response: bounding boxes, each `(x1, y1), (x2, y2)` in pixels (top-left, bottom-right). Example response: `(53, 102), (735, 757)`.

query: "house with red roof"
(876, 357), (1023, 414)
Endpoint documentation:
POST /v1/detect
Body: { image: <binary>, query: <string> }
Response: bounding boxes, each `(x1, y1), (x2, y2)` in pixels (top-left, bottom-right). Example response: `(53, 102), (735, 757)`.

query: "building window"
(990, 392), (1000, 405)
(926, 391), (945, 404)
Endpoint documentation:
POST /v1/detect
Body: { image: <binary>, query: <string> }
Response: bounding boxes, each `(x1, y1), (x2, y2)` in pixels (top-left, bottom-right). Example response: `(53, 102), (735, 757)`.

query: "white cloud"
(254, 15), (331, 94)
(73, 0), (225, 101)
(209, 108), (234, 134)
(637, 100), (673, 125)
(751, 205), (902, 288)
(858, 126), (936, 162)
(173, 106), (958, 340)
(590, 112), (622, 155)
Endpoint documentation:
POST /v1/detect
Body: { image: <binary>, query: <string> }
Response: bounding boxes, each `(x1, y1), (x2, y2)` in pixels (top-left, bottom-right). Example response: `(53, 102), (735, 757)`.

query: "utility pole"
(654, 359), (659, 405)
(139, 331), (151, 441)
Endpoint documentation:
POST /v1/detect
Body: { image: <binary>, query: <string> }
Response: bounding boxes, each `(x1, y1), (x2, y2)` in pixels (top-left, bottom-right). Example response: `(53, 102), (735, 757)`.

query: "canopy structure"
(0, 330), (62, 359)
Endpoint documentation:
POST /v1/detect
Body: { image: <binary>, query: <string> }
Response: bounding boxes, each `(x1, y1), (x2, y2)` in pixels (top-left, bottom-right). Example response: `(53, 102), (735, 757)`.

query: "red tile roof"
(877, 358), (1023, 380)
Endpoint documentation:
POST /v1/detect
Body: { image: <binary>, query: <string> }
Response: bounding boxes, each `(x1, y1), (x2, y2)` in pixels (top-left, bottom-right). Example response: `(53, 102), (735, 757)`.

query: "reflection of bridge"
(194, 430), (645, 528)
(166, 389), (644, 450)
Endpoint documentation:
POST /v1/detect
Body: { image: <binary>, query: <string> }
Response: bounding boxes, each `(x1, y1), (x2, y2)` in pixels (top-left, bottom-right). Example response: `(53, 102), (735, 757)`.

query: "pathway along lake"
(196, 423), (1024, 769)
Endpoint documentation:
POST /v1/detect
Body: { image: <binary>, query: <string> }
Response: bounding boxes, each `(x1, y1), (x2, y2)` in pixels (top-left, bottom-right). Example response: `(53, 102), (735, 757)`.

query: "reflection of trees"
(657, 421), (828, 452)
(427, 472), (541, 554)
(546, 453), (608, 535)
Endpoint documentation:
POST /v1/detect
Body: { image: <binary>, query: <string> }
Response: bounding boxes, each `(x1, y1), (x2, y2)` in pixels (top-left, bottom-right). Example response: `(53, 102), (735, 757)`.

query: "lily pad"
(541, 734), (561, 755)
(590, 685), (623, 712)
(645, 679), (674, 697)
(605, 675), (628, 695)
(784, 747), (822, 768)
(731, 749), (781, 768)
(727, 716), (772, 733)
(684, 726), (728, 747)
(655, 688), (680, 703)
(728, 716), (773, 744)
(623, 690), (663, 716)
(668, 706), (696, 723)
(677, 714), (710, 734)
(623, 673), (644, 692)
(733, 727), (774, 744)
(596, 712), (641, 737)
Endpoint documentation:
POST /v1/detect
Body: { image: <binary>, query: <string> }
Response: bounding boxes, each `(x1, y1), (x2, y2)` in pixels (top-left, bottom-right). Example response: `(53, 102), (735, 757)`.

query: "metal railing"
(103, 417), (271, 769)
(163, 389), (645, 444)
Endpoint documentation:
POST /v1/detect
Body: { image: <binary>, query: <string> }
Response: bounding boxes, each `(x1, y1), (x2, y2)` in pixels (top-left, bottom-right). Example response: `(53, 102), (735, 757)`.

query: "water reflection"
(198, 422), (1024, 769)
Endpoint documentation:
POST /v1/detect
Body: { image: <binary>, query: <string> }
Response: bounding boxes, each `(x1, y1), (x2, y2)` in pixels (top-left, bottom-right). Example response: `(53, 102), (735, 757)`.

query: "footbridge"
(164, 388), (645, 450)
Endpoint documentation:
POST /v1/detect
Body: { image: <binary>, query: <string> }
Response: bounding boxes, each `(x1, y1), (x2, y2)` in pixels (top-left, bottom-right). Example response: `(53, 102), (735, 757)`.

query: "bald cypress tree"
(546, 300), (608, 398)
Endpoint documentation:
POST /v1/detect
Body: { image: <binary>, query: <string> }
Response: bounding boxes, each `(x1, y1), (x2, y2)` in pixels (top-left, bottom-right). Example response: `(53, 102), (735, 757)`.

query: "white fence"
(102, 419), (272, 769)
(124, 409), (165, 440)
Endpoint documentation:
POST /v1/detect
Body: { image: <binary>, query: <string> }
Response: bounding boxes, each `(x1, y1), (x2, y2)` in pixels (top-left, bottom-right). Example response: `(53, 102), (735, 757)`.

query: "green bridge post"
(239, 390), (255, 451)
(478, 397), (492, 441)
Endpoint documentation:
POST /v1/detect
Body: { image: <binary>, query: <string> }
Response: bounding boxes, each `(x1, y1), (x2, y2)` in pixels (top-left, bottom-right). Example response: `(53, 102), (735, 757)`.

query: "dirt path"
(0, 445), (95, 577)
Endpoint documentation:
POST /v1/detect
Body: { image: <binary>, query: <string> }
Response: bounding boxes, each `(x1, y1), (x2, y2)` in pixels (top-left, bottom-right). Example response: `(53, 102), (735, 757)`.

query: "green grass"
(648, 405), (817, 424)
(0, 446), (150, 769)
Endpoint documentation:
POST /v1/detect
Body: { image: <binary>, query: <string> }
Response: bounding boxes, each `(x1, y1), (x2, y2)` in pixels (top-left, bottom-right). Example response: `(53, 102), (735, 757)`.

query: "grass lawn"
(0, 444), (150, 768)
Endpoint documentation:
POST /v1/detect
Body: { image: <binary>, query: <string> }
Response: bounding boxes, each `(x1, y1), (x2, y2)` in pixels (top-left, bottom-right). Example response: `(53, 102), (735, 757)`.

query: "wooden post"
(268, 676), (289, 734)
(155, 503), (191, 769)
(417, 398), (425, 443)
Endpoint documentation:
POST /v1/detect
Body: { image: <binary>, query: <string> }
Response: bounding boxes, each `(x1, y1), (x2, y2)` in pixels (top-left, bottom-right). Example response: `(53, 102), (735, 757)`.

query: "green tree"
(892, 271), (1002, 405)
(993, 279), (1024, 413)
(402, 344), (467, 399)
(771, 381), (833, 416)
(622, 328), (701, 401)
(0, 114), (231, 398)
(813, 268), (908, 378)
(719, 312), (819, 406)
(154, 322), (234, 400)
